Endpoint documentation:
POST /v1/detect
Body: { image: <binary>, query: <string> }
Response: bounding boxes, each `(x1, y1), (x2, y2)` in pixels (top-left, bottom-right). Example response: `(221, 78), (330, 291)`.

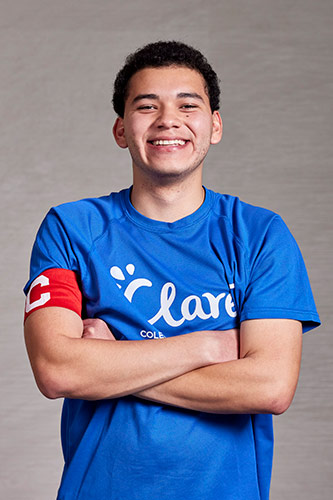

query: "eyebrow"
(177, 92), (204, 101)
(131, 92), (204, 104)
(132, 94), (159, 104)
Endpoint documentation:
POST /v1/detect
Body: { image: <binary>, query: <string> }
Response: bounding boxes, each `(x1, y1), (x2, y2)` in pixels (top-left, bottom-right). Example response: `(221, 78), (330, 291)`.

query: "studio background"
(1, 1), (332, 498)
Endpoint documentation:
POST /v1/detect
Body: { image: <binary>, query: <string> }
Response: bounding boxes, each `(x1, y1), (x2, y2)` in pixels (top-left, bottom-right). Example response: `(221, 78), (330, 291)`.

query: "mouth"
(148, 139), (188, 146)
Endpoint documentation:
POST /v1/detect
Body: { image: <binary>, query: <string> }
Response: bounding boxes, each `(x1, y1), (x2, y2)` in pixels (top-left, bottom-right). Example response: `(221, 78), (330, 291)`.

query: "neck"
(131, 174), (205, 223)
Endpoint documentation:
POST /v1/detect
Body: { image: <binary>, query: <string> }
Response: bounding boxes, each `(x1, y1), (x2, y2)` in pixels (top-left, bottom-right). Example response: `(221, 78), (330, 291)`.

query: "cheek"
(190, 117), (213, 142)
(124, 124), (148, 161)
(125, 121), (148, 146)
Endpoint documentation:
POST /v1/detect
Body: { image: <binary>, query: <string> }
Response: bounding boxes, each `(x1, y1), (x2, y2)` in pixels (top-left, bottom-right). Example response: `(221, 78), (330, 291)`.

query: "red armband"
(24, 268), (82, 322)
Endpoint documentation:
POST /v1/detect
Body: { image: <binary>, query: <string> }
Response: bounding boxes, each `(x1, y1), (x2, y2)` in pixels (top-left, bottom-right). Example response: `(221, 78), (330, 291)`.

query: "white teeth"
(151, 139), (186, 146)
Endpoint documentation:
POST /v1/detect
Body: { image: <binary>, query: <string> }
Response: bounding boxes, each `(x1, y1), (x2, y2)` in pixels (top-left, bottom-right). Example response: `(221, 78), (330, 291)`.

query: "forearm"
(44, 335), (212, 400)
(136, 319), (302, 415)
(135, 358), (275, 414)
(24, 308), (233, 401)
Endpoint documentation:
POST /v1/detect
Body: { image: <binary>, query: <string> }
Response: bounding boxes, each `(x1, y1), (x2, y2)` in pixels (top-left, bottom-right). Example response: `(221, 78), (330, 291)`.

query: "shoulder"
(209, 189), (284, 247)
(44, 189), (128, 242)
(26, 189), (129, 290)
(51, 189), (126, 221)
(210, 190), (277, 223)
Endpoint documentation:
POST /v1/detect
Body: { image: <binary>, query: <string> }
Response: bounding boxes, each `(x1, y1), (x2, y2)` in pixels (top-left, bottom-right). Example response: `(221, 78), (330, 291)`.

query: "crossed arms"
(24, 306), (302, 415)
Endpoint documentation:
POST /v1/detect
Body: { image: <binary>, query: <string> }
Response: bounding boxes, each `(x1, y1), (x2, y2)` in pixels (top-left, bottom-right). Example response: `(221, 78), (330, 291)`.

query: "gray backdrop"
(1, 0), (332, 498)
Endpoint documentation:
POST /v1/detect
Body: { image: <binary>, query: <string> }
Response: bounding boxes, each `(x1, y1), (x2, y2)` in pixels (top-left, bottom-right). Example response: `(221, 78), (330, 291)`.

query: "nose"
(155, 104), (181, 129)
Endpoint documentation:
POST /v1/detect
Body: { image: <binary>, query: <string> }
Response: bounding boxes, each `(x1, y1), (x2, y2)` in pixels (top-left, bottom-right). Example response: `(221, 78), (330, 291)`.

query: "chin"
(148, 168), (199, 183)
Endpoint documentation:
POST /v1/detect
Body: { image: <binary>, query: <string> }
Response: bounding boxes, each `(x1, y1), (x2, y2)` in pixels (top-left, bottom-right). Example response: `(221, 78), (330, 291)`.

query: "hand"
(82, 318), (116, 341)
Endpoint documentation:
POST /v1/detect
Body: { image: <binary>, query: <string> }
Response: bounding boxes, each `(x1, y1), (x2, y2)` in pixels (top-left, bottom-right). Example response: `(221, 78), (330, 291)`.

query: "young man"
(24, 41), (320, 500)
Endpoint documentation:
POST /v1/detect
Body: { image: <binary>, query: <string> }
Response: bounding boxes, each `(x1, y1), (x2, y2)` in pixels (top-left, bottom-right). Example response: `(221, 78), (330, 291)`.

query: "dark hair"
(112, 41), (220, 117)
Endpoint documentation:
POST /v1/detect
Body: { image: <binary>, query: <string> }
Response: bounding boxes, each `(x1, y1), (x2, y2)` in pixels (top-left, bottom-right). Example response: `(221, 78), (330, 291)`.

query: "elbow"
(264, 382), (296, 415)
(34, 363), (99, 400)
(33, 364), (69, 400)
(38, 384), (60, 400)
(35, 374), (62, 400)
(269, 393), (293, 415)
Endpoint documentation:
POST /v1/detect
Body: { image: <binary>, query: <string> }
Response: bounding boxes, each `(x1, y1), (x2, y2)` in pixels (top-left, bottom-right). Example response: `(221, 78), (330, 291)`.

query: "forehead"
(126, 66), (208, 101)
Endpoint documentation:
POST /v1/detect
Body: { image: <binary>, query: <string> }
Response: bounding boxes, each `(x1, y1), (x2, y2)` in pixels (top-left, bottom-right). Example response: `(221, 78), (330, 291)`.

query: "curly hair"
(112, 41), (220, 117)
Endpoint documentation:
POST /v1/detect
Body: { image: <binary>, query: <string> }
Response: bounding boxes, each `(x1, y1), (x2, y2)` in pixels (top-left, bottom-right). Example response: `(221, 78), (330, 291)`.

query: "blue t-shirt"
(24, 187), (320, 500)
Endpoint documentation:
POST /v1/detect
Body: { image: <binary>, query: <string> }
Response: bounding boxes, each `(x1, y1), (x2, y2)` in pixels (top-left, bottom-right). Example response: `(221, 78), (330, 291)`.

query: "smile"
(150, 139), (187, 146)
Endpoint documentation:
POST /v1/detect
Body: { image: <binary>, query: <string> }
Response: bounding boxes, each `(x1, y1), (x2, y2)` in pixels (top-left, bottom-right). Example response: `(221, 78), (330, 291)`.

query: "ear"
(210, 111), (223, 145)
(113, 117), (128, 148)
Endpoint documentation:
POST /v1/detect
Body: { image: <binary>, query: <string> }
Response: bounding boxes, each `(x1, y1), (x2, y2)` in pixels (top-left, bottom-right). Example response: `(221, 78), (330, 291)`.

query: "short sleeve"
(24, 208), (81, 295)
(24, 268), (82, 322)
(239, 216), (320, 333)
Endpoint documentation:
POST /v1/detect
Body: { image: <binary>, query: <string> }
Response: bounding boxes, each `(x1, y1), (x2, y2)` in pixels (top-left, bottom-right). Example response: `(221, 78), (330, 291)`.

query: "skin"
(82, 316), (301, 415)
(24, 308), (240, 400)
(24, 65), (302, 414)
(113, 66), (222, 222)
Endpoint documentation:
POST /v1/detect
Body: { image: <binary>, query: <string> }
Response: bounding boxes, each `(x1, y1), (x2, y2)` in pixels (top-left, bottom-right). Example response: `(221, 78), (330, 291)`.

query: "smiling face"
(113, 66), (222, 185)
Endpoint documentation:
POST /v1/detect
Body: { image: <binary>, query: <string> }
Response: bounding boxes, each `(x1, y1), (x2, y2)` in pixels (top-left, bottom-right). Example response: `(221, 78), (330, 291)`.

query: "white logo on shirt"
(110, 263), (237, 328)
(110, 264), (152, 302)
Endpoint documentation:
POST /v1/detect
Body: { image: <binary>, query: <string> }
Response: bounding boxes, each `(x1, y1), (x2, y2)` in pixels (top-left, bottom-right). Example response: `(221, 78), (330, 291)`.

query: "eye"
(180, 104), (198, 110)
(137, 104), (157, 111)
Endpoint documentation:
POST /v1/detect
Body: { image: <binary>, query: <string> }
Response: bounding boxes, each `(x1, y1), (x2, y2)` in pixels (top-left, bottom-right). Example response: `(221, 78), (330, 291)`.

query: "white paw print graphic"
(110, 263), (152, 303)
